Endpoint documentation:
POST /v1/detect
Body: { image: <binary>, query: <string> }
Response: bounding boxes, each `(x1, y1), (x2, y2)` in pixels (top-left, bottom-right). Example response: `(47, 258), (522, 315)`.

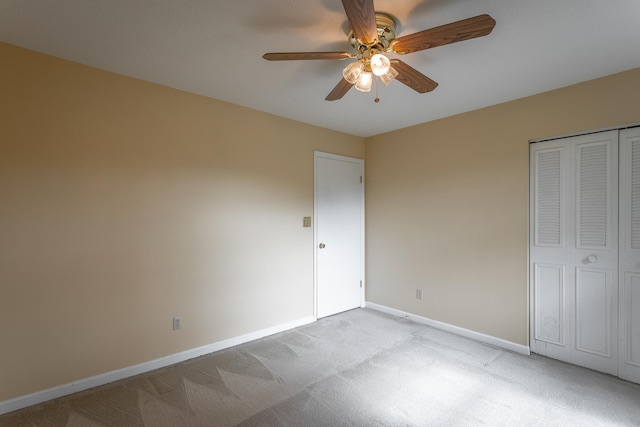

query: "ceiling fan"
(263, 0), (496, 101)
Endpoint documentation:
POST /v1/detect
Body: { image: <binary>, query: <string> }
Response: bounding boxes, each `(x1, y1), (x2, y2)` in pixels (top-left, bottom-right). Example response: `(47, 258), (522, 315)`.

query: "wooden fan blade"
(391, 60), (438, 93)
(392, 14), (496, 54)
(325, 78), (354, 101)
(263, 52), (352, 61)
(342, 0), (378, 45)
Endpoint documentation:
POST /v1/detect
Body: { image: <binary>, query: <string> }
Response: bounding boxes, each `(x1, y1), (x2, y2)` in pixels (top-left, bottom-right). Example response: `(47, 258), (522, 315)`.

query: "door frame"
(313, 151), (365, 320)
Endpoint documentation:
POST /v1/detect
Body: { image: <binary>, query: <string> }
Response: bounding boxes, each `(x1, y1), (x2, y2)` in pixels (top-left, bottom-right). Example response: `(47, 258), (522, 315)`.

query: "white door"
(619, 127), (640, 383)
(314, 152), (364, 319)
(531, 130), (619, 375)
(569, 132), (618, 375)
(530, 139), (571, 362)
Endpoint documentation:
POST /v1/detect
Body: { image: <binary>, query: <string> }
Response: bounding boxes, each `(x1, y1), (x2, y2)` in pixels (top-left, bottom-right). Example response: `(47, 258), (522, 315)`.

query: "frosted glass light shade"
(342, 61), (365, 84)
(355, 71), (373, 92)
(380, 66), (399, 86)
(370, 54), (391, 76)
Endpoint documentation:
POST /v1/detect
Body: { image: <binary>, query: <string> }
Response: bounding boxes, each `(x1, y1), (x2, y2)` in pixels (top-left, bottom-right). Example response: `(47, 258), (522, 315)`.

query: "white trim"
(313, 151), (320, 320)
(526, 140), (532, 352)
(0, 316), (315, 416)
(365, 302), (531, 356)
(530, 122), (640, 144)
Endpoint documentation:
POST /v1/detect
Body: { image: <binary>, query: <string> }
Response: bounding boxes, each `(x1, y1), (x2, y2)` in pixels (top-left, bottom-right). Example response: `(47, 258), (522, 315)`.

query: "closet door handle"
(586, 254), (599, 264)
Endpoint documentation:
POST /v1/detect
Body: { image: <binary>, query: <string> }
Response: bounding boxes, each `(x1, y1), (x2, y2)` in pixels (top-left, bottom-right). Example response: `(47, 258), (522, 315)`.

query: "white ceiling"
(1, 0), (640, 137)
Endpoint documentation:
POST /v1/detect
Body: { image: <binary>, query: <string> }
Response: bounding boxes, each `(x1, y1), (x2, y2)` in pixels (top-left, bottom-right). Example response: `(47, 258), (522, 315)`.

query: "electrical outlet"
(416, 289), (423, 300)
(173, 317), (182, 331)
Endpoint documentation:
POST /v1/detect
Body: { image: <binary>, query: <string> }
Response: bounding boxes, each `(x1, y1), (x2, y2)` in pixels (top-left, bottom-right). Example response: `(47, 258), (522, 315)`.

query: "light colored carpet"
(2, 308), (639, 426)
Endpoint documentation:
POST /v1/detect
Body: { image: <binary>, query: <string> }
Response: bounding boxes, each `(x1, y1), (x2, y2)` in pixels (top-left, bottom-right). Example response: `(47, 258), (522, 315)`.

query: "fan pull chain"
(374, 76), (380, 103)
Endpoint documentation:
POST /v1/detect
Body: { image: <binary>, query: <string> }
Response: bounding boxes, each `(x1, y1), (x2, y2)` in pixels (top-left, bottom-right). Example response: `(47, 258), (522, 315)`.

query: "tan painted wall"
(365, 67), (640, 345)
(3, 37), (639, 403)
(0, 42), (364, 401)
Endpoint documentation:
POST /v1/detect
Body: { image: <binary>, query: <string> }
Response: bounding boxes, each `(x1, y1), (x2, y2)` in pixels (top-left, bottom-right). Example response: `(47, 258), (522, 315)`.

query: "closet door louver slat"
(577, 143), (608, 248)
(535, 149), (563, 247)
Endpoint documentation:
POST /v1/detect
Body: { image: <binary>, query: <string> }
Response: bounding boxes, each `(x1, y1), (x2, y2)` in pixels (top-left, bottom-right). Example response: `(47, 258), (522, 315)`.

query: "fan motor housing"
(348, 12), (397, 51)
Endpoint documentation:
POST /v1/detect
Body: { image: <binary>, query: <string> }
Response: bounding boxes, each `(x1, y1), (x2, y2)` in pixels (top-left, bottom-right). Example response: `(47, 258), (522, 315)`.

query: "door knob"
(586, 254), (599, 264)
(319, 243), (326, 249)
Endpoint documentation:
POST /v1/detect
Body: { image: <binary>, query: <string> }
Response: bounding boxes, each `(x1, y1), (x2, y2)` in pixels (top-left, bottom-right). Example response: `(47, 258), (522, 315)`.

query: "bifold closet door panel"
(619, 127), (640, 384)
(530, 139), (571, 362)
(569, 131), (619, 376)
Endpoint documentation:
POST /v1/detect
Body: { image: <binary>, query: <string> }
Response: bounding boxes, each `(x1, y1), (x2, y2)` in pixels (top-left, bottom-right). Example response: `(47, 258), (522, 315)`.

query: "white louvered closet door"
(569, 131), (618, 375)
(530, 139), (571, 364)
(619, 127), (640, 383)
(530, 130), (619, 376)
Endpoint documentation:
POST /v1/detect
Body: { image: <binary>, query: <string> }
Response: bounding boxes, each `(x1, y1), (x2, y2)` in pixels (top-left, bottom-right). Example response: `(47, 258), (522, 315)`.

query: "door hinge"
(360, 176), (363, 184)
(360, 280), (363, 288)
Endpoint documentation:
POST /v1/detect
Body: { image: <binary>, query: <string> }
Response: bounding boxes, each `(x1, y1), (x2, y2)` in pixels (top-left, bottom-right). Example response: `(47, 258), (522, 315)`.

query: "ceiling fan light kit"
(344, 53), (395, 92)
(263, 0), (495, 101)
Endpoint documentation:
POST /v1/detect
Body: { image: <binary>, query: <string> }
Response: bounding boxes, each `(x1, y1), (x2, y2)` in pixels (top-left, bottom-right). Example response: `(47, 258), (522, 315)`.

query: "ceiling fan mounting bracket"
(348, 12), (397, 51)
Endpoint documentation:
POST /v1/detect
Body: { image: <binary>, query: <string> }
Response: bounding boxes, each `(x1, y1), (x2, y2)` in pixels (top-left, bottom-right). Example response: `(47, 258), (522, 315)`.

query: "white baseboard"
(365, 302), (530, 356)
(0, 316), (315, 416)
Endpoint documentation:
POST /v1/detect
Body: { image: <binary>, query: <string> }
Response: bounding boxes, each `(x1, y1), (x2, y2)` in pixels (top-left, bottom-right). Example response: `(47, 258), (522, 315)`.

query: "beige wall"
(365, 67), (640, 345)
(3, 37), (640, 403)
(0, 42), (364, 401)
